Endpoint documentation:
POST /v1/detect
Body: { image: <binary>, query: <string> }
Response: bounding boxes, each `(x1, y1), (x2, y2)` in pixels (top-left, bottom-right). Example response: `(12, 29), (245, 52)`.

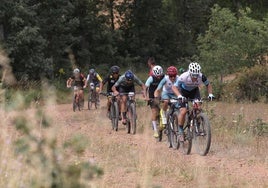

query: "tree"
(197, 5), (268, 79)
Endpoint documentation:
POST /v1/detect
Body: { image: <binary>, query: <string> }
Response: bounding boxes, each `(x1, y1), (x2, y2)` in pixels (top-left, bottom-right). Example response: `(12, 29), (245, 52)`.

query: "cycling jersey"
(174, 71), (210, 100)
(102, 74), (121, 93)
(71, 74), (85, 88)
(174, 71), (209, 91)
(145, 75), (164, 98)
(156, 75), (179, 93)
(113, 74), (143, 88)
(86, 73), (102, 87)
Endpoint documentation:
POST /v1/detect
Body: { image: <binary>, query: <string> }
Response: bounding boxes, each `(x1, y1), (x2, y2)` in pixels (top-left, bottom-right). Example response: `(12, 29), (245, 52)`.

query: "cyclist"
(99, 65), (121, 117)
(66, 68), (87, 107)
(172, 62), (215, 141)
(85, 68), (103, 105)
(112, 70), (146, 124)
(145, 65), (165, 138)
(154, 66), (179, 127)
(147, 57), (156, 76)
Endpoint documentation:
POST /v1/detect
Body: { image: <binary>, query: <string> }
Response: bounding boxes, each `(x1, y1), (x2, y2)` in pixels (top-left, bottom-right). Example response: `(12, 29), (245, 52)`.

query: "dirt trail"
(46, 98), (268, 187)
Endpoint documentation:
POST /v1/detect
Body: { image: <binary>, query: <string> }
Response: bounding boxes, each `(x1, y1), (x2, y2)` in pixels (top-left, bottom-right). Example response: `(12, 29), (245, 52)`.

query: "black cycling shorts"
(179, 87), (201, 107)
(118, 85), (135, 95)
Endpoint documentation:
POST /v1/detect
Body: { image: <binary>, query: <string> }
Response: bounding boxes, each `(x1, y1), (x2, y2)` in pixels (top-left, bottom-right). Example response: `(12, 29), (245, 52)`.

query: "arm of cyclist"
(153, 77), (166, 98)
(144, 76), (154, 100)
(202, 74), (215, 100)
(133, 74), (146, 98)
(66, 77), (73, 88)
(84, 74), (90, 88)
(99, 76), (108, 93)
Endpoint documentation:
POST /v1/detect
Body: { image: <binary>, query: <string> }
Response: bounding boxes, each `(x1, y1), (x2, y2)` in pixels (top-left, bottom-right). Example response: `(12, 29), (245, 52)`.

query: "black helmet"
(110, 65), (120, 74)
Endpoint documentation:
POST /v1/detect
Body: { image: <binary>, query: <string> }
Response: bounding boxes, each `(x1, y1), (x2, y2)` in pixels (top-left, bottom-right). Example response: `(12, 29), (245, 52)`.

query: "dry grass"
(0, 50), (267, 187)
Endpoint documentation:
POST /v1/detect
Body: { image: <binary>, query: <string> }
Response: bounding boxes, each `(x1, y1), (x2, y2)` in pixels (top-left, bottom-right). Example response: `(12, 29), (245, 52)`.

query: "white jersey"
(174, 71), (209, 91)
(157, 75), (179, 93)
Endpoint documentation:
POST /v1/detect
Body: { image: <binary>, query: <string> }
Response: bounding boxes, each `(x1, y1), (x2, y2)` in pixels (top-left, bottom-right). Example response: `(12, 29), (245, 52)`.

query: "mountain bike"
(179, 98), (211, 156)
(88, 82), (99, 110)
(101, 92), (120, 131)
(124, 92), (137, 134)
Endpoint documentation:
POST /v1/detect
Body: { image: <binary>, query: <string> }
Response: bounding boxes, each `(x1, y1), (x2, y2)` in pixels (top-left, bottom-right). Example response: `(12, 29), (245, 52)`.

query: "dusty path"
(48, 96), (268, 188)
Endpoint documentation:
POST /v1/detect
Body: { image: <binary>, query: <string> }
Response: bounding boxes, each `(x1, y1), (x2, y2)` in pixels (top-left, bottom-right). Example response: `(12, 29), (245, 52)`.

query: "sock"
(161, 110), (167, 124)
(152, 121), (157, 131)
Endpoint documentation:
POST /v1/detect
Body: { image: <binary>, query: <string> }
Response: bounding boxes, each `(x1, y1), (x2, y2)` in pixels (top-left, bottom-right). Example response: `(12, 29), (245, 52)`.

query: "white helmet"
(73, 68), (80, 74)
(152, 65), (163, 77)
(188, 62), (201, 75)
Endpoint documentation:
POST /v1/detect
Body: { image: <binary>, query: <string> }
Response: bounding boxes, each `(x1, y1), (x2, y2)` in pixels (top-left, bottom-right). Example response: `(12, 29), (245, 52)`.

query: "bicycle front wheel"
(128, 103), (137, 134)
(194, 113), (211, 156)
(169, 112), (179, 149)
(179, 125), (193, 155)
(111, 101), (119, 131)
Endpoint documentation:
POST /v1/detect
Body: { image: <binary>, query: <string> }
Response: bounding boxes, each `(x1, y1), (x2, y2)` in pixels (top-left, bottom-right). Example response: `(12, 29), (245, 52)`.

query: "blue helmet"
(125, 70), (134, 81)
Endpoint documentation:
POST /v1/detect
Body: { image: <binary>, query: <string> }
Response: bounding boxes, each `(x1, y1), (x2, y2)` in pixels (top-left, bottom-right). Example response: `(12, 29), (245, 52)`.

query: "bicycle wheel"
(169, 112), (179, 149)
(73, 95), (76, 112)
(88, 91), (93, 110)
(94, 92), (98, 109)
(111, 101), (119, 131)
(179, 125), (193, 155)
(128, 103), (137, 134)
(193, 113), (211, 156)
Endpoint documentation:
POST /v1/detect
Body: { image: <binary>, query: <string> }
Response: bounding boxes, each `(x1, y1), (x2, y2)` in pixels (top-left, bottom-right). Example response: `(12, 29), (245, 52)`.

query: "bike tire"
(194, 113), (211, 156)
(73, 95), (76, 112)
(111, 101), (119, 131)
(129, 103), (137, 134)
(179, 126), (193, 155)
(169, 112), (179, 149)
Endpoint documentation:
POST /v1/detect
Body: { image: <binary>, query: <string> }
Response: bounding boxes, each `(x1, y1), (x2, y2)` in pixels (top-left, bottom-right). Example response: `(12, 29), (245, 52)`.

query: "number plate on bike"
(128, 92), (135, 97)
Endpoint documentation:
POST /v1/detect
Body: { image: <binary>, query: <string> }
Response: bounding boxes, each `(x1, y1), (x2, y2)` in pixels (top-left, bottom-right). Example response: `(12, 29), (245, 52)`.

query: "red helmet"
(167, 66), (178, 76)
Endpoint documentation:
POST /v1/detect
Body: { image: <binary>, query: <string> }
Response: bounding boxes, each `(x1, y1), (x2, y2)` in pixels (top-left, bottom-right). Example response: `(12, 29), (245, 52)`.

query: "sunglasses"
(191, 74), (199, 78)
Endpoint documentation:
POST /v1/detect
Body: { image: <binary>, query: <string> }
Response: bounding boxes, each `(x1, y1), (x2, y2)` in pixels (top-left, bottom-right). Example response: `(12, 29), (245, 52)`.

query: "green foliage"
(198, 5), (268, 76)
(1, 0), (268, 86)
(223, 65), (268, 102)
(12, 109), (103, 187)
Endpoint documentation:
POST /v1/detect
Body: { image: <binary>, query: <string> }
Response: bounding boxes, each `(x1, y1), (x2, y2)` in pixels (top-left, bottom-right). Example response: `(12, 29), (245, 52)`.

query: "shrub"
(223, 65), (268, 102)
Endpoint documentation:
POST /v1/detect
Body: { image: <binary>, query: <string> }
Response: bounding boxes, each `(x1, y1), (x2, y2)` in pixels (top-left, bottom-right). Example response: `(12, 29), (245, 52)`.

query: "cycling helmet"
(73, 68), (80, 74)
(189, 62), (201, 77)
(167, 66), (178, 76)
(125, 70), (134, 81)
(152, 65), (163, 77)
(110, 65), (120, 74)
(89, 68), (96, 75)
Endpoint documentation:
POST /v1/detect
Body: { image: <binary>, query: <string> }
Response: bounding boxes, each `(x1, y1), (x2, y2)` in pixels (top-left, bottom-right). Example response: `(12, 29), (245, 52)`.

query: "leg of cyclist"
(160, 91), (173, 126)
(149, 100), (160, 137)
(78, 88), (84, 109)
(96, 85), (100, 106)
(120, 94), (128, 124)
(106, 96), (112, 117)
